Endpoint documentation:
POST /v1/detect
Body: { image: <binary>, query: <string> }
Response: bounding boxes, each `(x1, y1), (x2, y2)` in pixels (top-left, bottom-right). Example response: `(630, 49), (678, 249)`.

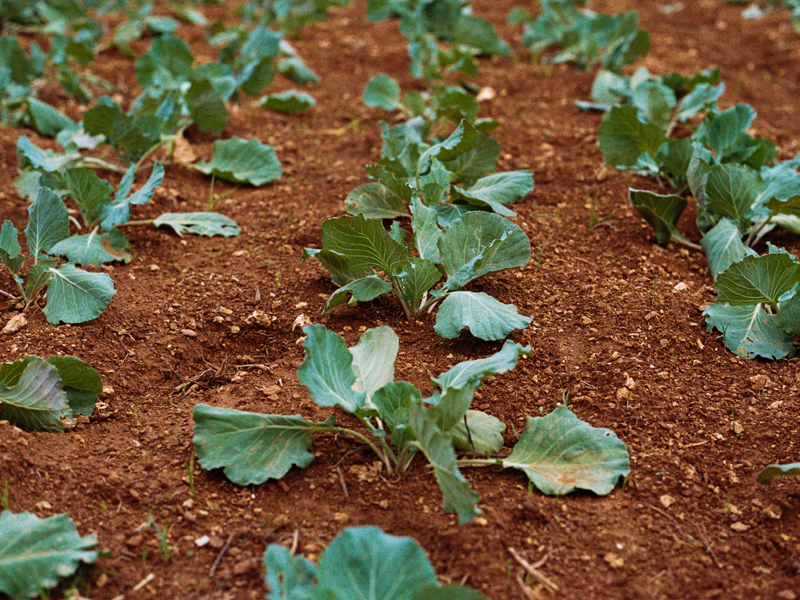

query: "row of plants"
(508, 0), (799, 480)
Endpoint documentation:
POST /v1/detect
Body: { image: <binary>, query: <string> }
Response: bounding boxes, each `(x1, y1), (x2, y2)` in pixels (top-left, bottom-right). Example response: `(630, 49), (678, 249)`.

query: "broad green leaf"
(302, 248), (371, 286)
(419, 120), (479, 176)
(63, 168), (113, 226)
(193, 63), (237, 102)
(414, 586), (487, 600)
(260, 90), (316, 113)
(450, 410), (505, 455)
(365, 162), (415, 203)
(0, 220), (24, 276)
(277, 56), (320, 85)
(407, 400), (481, 524)
(101, 163), (165, 231)
(324, 276), (393, 313)
(317, 527), (438, 600)
(715, 254), (800, 307)
(661, 137), (694, 182)
(450, 170), (534, 217)
(395, 257), (441, 311)
(706, 104), (755, 158)
(24, 258), (57, 300)
(501, 406), (630, 496)
(628, 189), (692, 247)
(17, 136), (81, 172)
(705, 163), (761, 228)
(766, 194), (800, 220)
(675, 82), (724, 122)
(440, 132), (500, 182)
(320, 214), (409, 276)
(297, 324), (365, 413)
(186, 77), (228, 135)
(135, 34), (194, 89)
(153, 212), (241, 237)
(700, 218), (757, 280)
(264, 544), (316, 600)
(193, 404), (334, 486)
(0, 356), (69, 432)
(775, 293), (800, 335)
(345, 183), (409, 219)
(757, 463), (800, 485)
(631, 80), (675, 127)
(432, 86), (479, 124)
(597, 105), (666, 167)
(49, 230), (132, 266)
(43, 264), (116, 325)
(411, 197), (441, 263)
(0, 511), (97, 599)
(703, 302), (795, 360)
(435, 204), (488, 228)
(438, 212), (531, 290)
(45, 355), (102, 418)
(349, 326), (399, 405)
(25, 187), (69, 258)
(363, 74), (401, 110)
(434, 291), (531, 341)
(26, 97), (75, 137)
(195, 138), (282, 186)
(428, 341), (531, 433)
(372, 382), (419, 458)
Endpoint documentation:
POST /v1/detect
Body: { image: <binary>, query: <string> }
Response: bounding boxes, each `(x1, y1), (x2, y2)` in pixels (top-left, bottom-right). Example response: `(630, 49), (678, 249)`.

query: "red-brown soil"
(0, 1), (798, 599)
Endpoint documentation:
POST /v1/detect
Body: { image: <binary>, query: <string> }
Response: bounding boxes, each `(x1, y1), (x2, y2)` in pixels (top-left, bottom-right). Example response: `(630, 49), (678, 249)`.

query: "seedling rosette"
(193, 325), (630, 524)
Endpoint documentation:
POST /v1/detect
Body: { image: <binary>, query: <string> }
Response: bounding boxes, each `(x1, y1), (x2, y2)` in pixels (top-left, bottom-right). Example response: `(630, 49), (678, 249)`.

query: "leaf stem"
(118, 219), (155, 227)
(456, 458), (503, 468)
(323, 425), (394, 473)
(81, 156), (126, 173)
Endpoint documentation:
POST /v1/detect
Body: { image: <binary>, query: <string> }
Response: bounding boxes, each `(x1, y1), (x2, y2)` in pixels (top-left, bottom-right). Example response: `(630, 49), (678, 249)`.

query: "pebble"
(1, 314), (26, 334)
(660, 495), (675, 508)
(125, 534), (144, 548)
(604, 552), (624, 568)
(730, 522), (750, 532)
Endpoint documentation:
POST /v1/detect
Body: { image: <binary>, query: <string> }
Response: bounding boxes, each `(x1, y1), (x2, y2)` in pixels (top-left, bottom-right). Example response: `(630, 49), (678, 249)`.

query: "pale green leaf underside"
(195, 137), (282, 186)
(349, 326), (399, 405)
(450, 410), (505, 455)
(703, 302), (795, 360)
(43, 264), (116, 325)
(434, 291), (531, 341)
(153, 212), (241, 237)
(700, 218), (756, 280)
(502, 406), (630, 496)
(0, 511), (97, 600)
(757, 462), (800, 485)
(192, 403), (333, 486)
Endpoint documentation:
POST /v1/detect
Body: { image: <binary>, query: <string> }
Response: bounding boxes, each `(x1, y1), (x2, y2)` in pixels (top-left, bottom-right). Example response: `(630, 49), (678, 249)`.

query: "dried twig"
(131, 572), (155, 592)
(515, 572), (542, 600)
(209, 533), (234, 576)
(290, 529), (299, 555)
(336, 466), (349, 497)
(508, 547), (559, 593)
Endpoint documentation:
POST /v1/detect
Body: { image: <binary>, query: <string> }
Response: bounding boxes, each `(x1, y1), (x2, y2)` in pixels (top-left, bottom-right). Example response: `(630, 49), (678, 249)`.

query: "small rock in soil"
(730, 522), (750, 532)
(659, 495), (675, 508)
(233, 560), (253, 576)
(126, 534), (144, 548)
(604, 552), (624, 568)
(1, 314), (26, 335)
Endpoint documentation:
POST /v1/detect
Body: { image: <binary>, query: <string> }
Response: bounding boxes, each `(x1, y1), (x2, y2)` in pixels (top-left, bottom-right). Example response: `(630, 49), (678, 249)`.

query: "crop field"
(0, 0), (798, 598)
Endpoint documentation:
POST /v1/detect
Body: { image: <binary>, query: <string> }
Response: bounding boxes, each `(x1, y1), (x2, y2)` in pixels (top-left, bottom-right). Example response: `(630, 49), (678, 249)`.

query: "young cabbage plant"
(0, 188), (116, 324)
(265, 526), (488, 600)
(193, 325), (630, 524)
(306, 120), (534, 341)
(0, 354), (103, 432)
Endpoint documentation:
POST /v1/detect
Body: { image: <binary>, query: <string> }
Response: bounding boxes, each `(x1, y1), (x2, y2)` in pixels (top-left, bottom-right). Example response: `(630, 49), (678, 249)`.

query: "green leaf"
(193, 404), (333, 486)
(0, 356), (69, 432)
(297, 324), (366, 413)
(63, 168), (113, 226)
(317, 527), (438, 600)
(414, 586), (487, 600)
(26, 97), (75, 137)
(757, 463), (800, 485)
(407, 400), (481, 524)
(0, 220), (24, 276)
(43, 264), (116, 325)
(372, 382), (419, 458)
(440, 132), (500, 182)
(631, 80), (675, 127)
(345, 183), (409, 219)
(410, 197), (441, 263)
(320, 214), (409, 276)
(434, 291), (531, 341)
(428, 341), (531, 433)
(363, 74), (402, 110)
(349, 326), (399, 405)
(25, 258), (57, 300)
(264, 544), (316, 600)
(450, 410), (505, 455)
(706, 104), (755, 158)
(135, 34), (194, 89)
(628, 189), (692, 247)
(501, 406), (630, 496)
(450, 170), (534, 217)
(419, 120), (479, 176)
(324, 276), (393, 313)
(704, 163), (761, 228)
(17, 136), (81, 172)
(700, 218), (757, 280)
(153, 212), (241, 237)
(277, 56), (320, 85)
(765, 194), (800, 220)
(438, 212), (531, 290)
(45, 355), (102, 418)
(25, 187), (69, 258)
(302, 248), (371, 286)
(703, 302), (795, 360)
(675, 82), (724, 122)
(0, 511), (97, 599)
(597, 105), (666, 167)
(775, 292), (800, 335)
(49, 230), (132, 266)
(194, 138), (282, 186)
(101, 162), (165, 231)
(186, 76), (228, 135)
(715, 254), (800, 307)
(259, 90), (316, 113)
(395, 257), (442, 311)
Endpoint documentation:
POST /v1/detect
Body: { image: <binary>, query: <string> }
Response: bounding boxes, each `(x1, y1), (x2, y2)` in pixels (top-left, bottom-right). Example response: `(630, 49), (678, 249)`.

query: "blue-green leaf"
(43, 264), (116, 324)
(0, 356), (69, 432)
(25, 187), (69, 258)
(450, 170), (533, 217)
(434, 291), (531, 340)
(49, 230), (132, 266)
(715, 254), (800, 307)
(260, 90), (316, 113)
(703, 302), (795, 360)
(153, 212), (240, 237)
(194, 138), (282, 186)
(363, 74), (402, 111)
(700, 218), (756, 280)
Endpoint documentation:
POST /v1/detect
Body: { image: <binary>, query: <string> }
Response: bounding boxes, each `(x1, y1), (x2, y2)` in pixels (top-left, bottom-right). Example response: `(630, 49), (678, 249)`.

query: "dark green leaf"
(320, 214), (409, 276)
(597, 105), (666, 167)
(0, 356), (69, 432)
(63, 168), (113, 226)
(345, 183), (409, 219)
(324, 276), (393, 313)
(0, 220), (24, 276)
(757, 463), (800, 485)
(395, 257), (441, 311)
(45, 355), (102, 418)
(25, 187), (69, 258)
(628, 189), (691, 247)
